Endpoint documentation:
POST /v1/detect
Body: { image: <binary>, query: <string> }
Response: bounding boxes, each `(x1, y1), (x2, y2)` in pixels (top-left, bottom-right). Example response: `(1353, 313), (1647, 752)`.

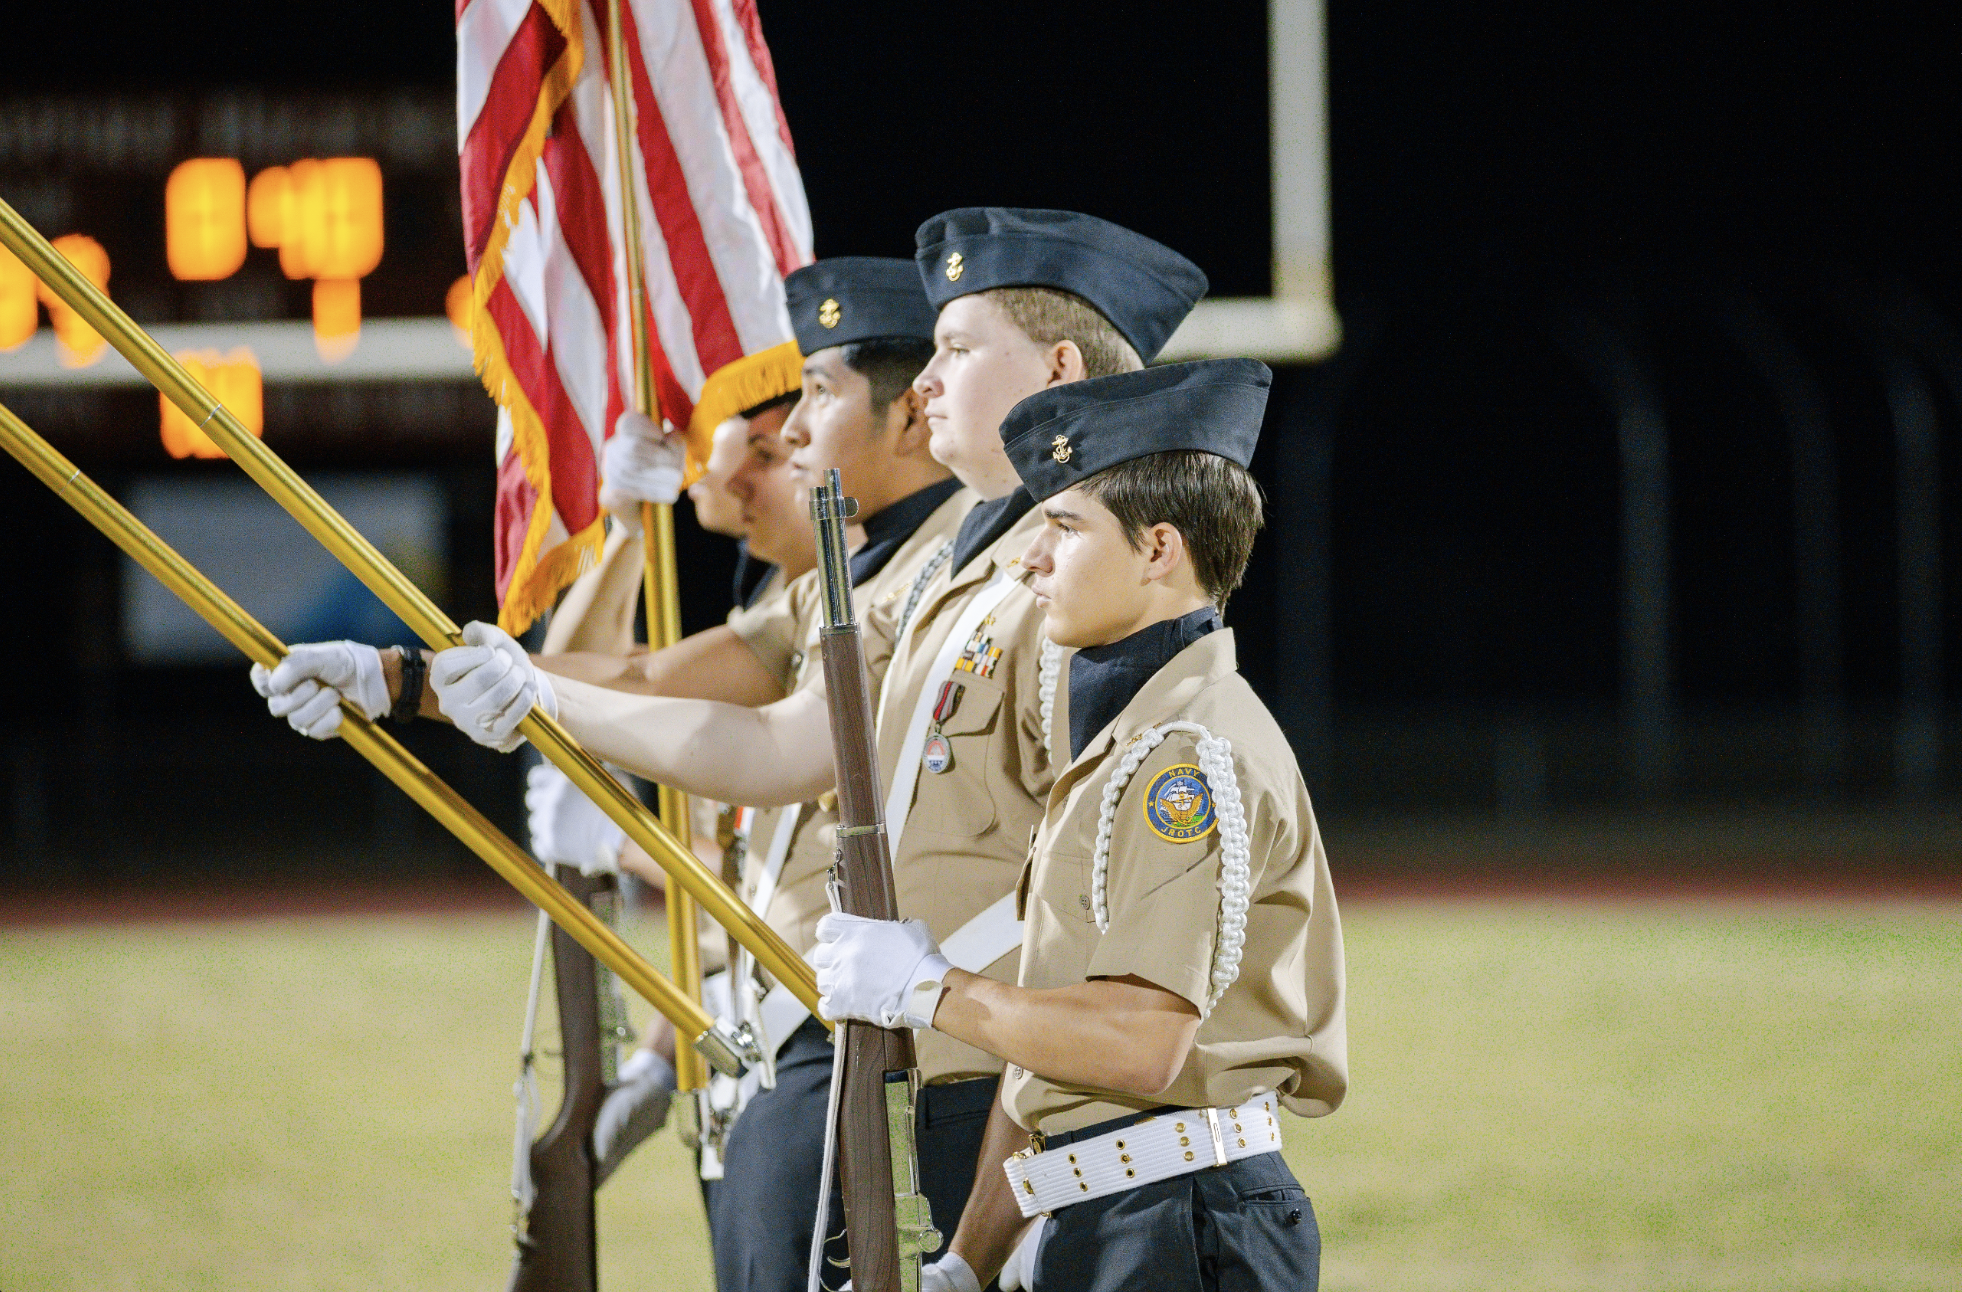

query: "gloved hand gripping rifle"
(812, 469), (940, 1292)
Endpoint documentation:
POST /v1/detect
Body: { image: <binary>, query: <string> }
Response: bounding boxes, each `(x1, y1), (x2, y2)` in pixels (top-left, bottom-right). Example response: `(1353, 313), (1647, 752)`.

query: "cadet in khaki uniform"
(815, 360), (1347, 1292)
(303, 257), (963, 1292)
(533, 349), (814, 1181)
(867, 208), (1209, 1096)
(704, 258), (974, 1292)
(378, 212), (1212, 1288)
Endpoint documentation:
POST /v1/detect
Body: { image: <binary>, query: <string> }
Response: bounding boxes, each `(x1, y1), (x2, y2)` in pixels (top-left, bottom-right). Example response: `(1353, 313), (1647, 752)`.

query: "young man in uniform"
(382, 211), (1210, 1286)
(252, 256), (970, 1290)
(533, 363), (811, 1179)
(681, 256), (970, 1292)
(812, 360), (1348, 1292)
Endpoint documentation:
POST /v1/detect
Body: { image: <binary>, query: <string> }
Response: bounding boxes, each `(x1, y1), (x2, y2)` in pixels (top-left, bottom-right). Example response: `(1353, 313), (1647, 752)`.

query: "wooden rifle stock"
(812, 471), (939, 1292)
(507, 867), (612, 1292)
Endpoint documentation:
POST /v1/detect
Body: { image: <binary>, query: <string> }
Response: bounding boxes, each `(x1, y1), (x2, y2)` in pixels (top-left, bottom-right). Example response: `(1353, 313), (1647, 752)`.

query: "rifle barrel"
(812, 470), (931, 1292)
(0, 195), (820, 1020)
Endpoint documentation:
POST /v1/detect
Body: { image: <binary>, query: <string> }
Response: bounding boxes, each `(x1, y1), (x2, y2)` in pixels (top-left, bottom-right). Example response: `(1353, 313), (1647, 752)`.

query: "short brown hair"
(1078, 451), (1265, 606)
(984, 286), (1144, 379)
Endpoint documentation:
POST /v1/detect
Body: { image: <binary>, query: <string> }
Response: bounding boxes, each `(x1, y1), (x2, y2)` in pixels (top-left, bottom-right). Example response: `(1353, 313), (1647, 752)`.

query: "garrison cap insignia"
(1143, 764), (1216, 843)
(1051, 434), (1072, 463)
(945, 251), (965, 281)
(818, 298), (841, 329)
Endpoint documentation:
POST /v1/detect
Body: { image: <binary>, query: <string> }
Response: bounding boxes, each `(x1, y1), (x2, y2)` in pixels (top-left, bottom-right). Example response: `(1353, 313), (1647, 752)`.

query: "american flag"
(456, 0), (813, 633)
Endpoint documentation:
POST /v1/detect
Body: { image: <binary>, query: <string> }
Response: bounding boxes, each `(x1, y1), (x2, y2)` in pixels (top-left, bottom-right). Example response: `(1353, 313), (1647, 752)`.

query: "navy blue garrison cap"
(1000, 359), (1271, 501)
(914, 208), (1208, 362)
(784, 256), (939, 356)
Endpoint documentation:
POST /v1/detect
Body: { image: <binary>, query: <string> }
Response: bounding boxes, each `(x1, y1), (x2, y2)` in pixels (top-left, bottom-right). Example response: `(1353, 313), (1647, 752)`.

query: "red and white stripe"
(457, 0), (812, 632)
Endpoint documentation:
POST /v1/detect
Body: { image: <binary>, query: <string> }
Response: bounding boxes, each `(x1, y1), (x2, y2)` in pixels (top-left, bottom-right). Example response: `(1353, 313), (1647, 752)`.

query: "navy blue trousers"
(1033, 1151), (1319, 1292)
(708, 1018), (1001, 1292)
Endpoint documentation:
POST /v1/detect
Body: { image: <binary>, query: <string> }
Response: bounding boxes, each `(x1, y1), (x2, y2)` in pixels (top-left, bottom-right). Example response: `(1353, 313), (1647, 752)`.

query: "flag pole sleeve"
(0, 195), (822, 1020)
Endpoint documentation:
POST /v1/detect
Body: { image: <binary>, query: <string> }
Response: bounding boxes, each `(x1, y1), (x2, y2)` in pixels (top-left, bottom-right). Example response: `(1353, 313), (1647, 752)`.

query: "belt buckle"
(1201, 1108), (1228, 1168)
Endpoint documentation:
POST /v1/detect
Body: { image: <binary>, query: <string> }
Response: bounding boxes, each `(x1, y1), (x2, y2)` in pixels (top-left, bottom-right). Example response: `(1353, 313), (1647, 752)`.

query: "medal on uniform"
(921, 680), (963, 774)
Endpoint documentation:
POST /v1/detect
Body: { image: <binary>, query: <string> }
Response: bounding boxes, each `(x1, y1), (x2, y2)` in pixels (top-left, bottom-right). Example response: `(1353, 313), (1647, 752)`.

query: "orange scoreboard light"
(312, 278), (362, 361)
(160, 348), (263, 459)
(445, 274), (473, 344)
(246, 165), (291, 249)
(278, 158), (383, 281)
(0, 241), (35, 351)
(38, 234), (111, 367)
(165, 158), (248, 281)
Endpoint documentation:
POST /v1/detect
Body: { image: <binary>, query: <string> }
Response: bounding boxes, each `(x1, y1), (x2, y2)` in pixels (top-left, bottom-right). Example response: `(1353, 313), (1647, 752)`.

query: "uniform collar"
(850, 477), (963, 586)
(1055, 629), (1239, 794)
(1066, 607), (1222, 762)
(948, 487), (1034, 576)
(734, 541), (777, 609)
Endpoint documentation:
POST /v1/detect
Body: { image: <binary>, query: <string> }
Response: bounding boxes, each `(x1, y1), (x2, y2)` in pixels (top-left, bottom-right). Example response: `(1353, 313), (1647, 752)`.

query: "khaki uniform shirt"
(722, 567), (794, 687)
(731, 488), (975, 963)
(865, 504), (1069, 1082)
(1001, 629), (1347, 1135)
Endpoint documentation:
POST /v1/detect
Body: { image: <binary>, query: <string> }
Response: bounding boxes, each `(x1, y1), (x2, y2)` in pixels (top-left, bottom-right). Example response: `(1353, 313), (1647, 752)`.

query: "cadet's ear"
(886, 385), (933, 456)
(1139, 521), (1188, 585)
(1043, 338), (1088, 388)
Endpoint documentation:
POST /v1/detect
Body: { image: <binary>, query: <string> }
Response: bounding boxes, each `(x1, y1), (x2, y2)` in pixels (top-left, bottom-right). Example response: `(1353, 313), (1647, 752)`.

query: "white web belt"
(1004, 1094), (1280, 1218)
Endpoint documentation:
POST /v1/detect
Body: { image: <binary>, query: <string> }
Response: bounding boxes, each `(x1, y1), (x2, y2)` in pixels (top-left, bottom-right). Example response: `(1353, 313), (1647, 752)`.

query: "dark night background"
(3, 3), (1959, 892)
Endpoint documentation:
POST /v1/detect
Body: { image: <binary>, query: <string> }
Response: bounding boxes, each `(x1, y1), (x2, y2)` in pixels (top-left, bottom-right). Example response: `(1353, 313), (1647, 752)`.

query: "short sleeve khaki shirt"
(724, 568), (800, 693)
(1000, 629), (1348, 1135)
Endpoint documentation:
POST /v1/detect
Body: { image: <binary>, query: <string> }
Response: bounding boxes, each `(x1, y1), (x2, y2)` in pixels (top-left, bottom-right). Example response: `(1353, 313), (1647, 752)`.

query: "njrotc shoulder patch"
(1142, 764), (1217, 843)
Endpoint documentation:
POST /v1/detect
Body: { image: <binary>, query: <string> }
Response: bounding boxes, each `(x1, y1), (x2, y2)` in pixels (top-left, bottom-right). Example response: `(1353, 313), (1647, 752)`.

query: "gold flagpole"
(606, 0), (706, 1093)
(0, 197), (822, 1017)
(0, 397), (750, 1074)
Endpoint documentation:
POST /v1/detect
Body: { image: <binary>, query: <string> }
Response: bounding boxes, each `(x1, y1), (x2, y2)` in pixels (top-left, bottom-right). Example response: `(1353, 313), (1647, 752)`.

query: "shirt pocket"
(1031, 848), (1096, 925)
(909, 676), (1003, 839)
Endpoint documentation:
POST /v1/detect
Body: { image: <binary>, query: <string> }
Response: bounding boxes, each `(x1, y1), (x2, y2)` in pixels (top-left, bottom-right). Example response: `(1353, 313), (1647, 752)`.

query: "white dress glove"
(924, 1253), (981, 1292)
(843, 1252), (978, 1292)
(249, 640), (390, 740)
(598, 410), (686, 531)
(811, 913), (952, 1030)
(430, 621), (557, 753)
(998, 1219), (1046, 1291)
(592, 1046), (675, 1185)
(526, 763), (627, 874)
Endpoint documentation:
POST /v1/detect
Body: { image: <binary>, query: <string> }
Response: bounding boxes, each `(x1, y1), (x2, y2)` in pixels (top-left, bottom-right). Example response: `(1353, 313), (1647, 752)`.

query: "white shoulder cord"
(895, 539), (954, 639)
(1037, 636), (1063, 758)
(1089, 721), (1251, 1015)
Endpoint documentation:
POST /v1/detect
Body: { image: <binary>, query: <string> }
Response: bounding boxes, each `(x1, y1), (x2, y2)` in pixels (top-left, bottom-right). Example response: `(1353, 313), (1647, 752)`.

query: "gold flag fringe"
(686, 339), (804, 455)
(463, 0), (596, 636)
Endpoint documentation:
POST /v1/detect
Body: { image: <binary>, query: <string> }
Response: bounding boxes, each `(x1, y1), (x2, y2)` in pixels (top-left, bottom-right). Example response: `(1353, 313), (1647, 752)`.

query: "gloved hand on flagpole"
(250, 640), (390, 740)
(431, 621), (557, 752)
(598, 410), (686, 535)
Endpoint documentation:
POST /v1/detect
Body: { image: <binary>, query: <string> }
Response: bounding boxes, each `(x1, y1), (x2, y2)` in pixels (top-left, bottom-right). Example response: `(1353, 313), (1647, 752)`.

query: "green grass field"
(2, 898), (1956, 1290)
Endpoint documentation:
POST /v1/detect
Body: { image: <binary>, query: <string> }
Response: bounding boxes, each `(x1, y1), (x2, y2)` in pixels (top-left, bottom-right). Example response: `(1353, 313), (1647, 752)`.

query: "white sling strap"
(934, 892), (1022, 977)
(749, 890), (1026, 1066)
(881, 570), (1022, 855)
(746, 804), (803, 926)
(729, 804), (804, 1082)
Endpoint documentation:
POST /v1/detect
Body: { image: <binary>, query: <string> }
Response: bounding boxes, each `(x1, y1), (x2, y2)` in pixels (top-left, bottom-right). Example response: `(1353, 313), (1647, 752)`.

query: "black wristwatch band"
(391, 647), (427, 724)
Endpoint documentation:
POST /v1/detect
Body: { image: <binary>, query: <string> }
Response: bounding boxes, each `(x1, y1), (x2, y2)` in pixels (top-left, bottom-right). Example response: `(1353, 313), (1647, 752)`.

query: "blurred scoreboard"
(122, 473), (447, 664)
